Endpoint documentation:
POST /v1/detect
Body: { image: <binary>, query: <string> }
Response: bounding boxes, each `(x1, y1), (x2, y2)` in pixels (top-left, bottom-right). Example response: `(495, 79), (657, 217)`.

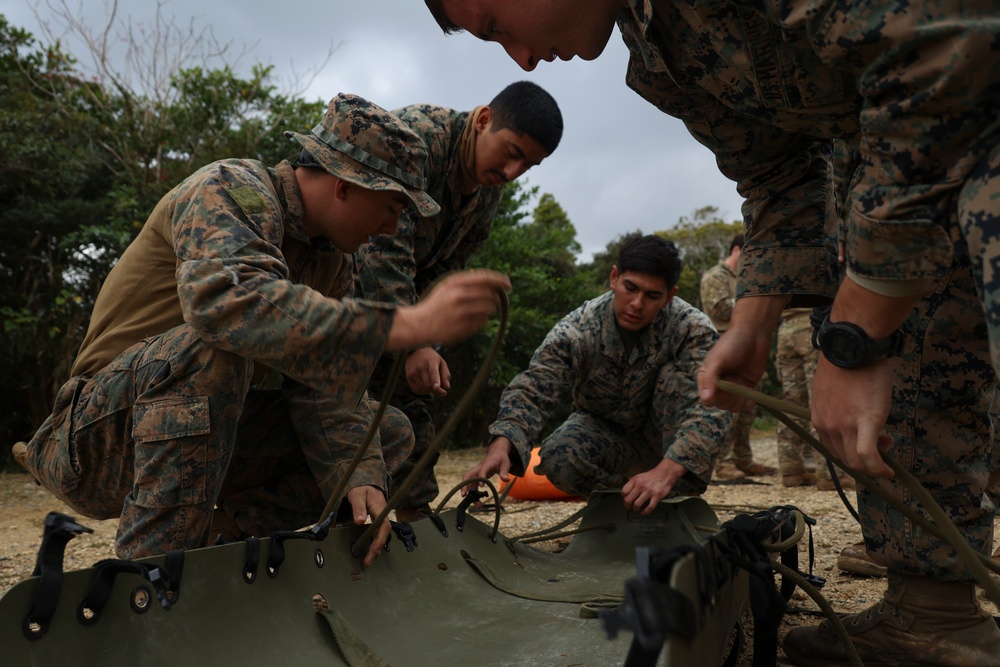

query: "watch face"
(827, 329), (862, 361)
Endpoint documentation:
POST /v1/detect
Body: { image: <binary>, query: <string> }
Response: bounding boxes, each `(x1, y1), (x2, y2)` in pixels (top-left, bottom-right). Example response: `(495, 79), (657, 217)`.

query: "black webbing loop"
(163, 549), (185, 605)
(243, 537), (261, 584)
(454, 488), (487, 532)
(266, 525), (325, 577)
(77, 558), (174, 626)
(599, 546), (700, 667)
(388, 520), (418, 552)
(600, 506), (818, 667)
(426, 512), (448, 538)
(21, 512), (93, 641)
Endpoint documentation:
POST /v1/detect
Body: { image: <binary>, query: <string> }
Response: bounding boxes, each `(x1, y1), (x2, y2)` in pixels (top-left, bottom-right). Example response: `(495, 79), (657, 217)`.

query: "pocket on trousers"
(27, 376), (89, 498)
(131, 396), (211, 508)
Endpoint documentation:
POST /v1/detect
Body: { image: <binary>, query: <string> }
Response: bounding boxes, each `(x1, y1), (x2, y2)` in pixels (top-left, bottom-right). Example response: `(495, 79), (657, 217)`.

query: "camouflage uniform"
(618, 0), (1000, 581)
(774, 308), (826, 479)
(19, 95), (436, 559)
(356, 104), (504, 512)
(488, 291), (732, 496)
(699, 261), (756, 469)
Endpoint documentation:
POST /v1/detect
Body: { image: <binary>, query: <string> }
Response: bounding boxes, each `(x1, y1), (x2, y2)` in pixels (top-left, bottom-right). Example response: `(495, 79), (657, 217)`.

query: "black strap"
(21, 512), (93, 640)
(388, 520), (419, 552)
(77, 559), (174, 625)
(427, 512), (449, 537)
(827, 459), (861, 522)
(599, 546), (702, 667)
(265, 517), (332, 576)
(454, 489), (487, 532)
(600, 506), (822, 667)
(243, 537), (261, 584)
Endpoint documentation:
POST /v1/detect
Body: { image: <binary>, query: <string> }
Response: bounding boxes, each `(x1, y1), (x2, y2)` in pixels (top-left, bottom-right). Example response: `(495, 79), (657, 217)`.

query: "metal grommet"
(76, 600), (100, 626)
(314, 549), (325, 568)
(22, 616), (45, 641)
(130, 586), (152, 614)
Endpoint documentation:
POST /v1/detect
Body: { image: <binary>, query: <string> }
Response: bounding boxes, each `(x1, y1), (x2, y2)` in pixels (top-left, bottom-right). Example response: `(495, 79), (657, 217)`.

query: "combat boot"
(782, 472), (817, 487)
(817, 474), (856, 491)
(782, 573), (1000, 666)
(736, 460), (777, 476)
(837, 541), (887, 578)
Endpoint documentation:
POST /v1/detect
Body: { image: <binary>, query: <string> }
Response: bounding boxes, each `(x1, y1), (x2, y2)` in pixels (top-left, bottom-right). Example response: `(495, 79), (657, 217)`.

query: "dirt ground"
(1, 431), (997, 665)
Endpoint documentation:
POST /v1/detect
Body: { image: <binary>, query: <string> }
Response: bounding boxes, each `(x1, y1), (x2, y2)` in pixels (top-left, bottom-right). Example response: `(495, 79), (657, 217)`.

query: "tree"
(0, 16), (115, 455)
(431, 182), (600, 449)
(659, 206), (742, 308)
(0, 8), (331, 460)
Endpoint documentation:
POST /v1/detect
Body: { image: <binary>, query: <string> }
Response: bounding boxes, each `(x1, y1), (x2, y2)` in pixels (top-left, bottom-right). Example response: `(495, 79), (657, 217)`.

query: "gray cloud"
(9, 0), (744, 260)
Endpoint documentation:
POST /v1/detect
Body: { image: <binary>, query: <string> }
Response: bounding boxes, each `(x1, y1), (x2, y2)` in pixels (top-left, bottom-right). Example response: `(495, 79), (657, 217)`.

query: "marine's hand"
(809, 277), (917, 479)
(461, 436), (513, 497)
(811, 357), (895, 478)
(698, 295), (787, 412)
(406, 347), (451, 396)
(346, 485), (390, 567)
(622, 458), (686, 515)
(387, 270), (510, 351)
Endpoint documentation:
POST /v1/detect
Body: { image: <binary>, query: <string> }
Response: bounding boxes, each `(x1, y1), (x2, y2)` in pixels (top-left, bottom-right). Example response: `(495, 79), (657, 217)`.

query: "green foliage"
(0, 15), (323, 454)
(659, 206), (742, 308)
(433, 182), (600, 449)
(0, 13), (785, 465)
(0, 16), (115, 448)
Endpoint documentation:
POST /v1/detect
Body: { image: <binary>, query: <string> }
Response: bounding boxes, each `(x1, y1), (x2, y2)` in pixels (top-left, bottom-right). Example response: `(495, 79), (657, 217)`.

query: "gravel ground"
(1, 431), (997, 666)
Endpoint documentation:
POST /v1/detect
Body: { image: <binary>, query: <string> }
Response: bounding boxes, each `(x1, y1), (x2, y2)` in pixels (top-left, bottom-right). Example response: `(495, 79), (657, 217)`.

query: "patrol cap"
(285, 93), (440, 217)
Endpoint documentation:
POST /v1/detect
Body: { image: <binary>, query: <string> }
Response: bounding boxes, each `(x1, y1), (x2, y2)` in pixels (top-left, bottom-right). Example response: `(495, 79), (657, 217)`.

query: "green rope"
(716, 379), (1000, 608)
(352, 290), (510, 554)
(317, 354), (405, 524)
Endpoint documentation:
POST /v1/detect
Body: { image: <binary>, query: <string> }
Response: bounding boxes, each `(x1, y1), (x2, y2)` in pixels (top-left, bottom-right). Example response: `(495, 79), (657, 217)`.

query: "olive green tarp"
(0, 493), (749, 666)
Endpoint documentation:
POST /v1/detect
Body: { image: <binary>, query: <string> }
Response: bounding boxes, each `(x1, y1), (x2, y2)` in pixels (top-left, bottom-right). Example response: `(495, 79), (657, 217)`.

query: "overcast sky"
(8, 0), (745, 261)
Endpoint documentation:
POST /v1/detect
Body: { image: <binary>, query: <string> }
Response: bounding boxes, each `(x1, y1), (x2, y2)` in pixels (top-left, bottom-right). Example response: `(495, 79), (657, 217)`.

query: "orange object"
(499, 448), (581, 501)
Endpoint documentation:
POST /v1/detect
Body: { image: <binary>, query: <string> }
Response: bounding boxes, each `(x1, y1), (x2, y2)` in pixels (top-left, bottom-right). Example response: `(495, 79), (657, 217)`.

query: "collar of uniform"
(599, 290), (658, 364)
(274, 159), (312, 245)
(620, 0), (669, 74)
(457, 107), (484, 197)
(275, 162), (337, 255)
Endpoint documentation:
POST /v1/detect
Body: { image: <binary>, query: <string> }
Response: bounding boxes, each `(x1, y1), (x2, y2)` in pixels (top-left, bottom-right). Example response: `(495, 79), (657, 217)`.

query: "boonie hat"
(286, 93), (440, 217)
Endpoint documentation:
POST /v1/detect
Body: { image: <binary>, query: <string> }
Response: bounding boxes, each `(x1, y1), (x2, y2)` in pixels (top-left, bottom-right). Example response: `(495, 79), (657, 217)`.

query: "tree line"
(0, 14), (751, 463)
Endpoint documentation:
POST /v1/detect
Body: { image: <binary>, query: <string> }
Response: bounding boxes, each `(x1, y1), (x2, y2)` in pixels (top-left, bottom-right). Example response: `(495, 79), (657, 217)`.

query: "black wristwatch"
(810, 306), (903, 369)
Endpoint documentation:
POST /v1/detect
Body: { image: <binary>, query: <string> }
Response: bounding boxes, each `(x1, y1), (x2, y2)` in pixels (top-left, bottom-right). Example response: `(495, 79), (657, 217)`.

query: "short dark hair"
(617, 234), (683, 289)
(729, 233), (744, 253)
(295, 149), (322, 169)
(425, 0), (462, 34)
(488, 81), (564, 155)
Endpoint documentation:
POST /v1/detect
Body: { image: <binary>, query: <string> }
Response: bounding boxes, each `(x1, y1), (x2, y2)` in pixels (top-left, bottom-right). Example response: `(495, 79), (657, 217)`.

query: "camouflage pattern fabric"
(774, 308), (827, 479)
(700, 261), (755, 465)
(19, 151), (417, 559)
(699, 262), (736, 334)
(720, 403), (756, 468)
(356, 104), (502, 307)
(355, 104), (504, 511)
(865, 252), (996, 581)
(367, 355), (440, 510)
(618, 0), (1000, 579)
(489, 291), (732, 492)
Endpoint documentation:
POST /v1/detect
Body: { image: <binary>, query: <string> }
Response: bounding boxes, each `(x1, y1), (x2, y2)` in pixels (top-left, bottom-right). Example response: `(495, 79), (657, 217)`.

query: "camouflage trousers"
(862, 254), (996, 581)
(533, 411), (707, 498)
(368, 353), (439, 512)
(721, 387), (757, 466)
(20, 324), (411, 559)
(774, 310), (830, 480)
